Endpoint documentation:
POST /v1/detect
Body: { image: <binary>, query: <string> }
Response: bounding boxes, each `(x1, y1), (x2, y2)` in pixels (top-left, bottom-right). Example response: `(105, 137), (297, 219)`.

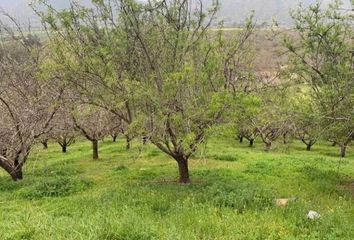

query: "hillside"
(209, 0), (351, 26)
(0, 137), (353, 239)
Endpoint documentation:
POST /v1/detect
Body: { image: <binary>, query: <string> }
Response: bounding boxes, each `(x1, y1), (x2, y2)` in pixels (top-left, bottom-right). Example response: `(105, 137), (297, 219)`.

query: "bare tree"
(72, 104), (119, 160)
(0, 15), (61, 180)
(49, 109), (77, 153)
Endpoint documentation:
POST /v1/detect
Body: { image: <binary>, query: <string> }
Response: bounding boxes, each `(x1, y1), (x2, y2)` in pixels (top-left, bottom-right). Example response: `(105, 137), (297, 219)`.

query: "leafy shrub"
(17, 176), (93, 199)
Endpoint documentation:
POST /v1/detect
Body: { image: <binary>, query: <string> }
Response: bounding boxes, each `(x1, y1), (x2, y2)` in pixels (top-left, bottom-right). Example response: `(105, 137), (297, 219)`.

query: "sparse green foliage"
(284, 0), (354, 157)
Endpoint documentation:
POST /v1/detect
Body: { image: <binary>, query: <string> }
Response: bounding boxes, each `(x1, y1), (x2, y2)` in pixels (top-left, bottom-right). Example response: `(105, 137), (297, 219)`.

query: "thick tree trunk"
(0, 163), (23, 181)
(176, 157), (190, 184)
(92, 139), (99, 160)
(0, 151), (29, 181)
(332, 141), (336, 147)
(62, 144), (67, 153)
(249, 139), (254, 147)
(340, 145), (347, 158)
(239, 136), (243, 143)
(306, 144), (312, 151)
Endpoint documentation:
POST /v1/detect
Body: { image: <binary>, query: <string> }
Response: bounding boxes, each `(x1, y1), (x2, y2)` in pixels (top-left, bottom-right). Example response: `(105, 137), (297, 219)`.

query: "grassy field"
(0, 137), (353, 240)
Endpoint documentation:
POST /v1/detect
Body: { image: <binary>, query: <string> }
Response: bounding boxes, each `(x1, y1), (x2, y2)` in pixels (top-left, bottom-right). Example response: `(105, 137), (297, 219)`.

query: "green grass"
(0, 137), (353, 239)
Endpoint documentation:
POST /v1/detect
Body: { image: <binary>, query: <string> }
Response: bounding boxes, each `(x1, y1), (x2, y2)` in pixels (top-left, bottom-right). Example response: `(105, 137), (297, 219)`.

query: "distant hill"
(0, 0), (352, 27)
(209, 0), (352, 26)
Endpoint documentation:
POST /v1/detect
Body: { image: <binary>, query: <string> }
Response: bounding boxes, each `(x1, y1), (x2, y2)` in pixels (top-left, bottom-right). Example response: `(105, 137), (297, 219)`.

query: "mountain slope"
(212, 0), (351, 26)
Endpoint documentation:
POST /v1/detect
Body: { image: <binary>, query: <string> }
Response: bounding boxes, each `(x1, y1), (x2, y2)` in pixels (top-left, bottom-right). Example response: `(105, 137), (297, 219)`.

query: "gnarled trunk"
(0, 164), (23, 181)
(249, 139), (254, 147)
(0, 158), (24, 181)
(92, 139), (99, 160)
(301, 139), (316, 151)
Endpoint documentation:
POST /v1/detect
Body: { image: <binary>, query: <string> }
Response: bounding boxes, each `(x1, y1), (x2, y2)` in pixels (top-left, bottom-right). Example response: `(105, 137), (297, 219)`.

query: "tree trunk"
(0, 153), (27, 181)
(0, 163), (23, 181)
(265, 142), (272, 151)
(306, 144), (312, 151)
(283, 133), (288, 144)
(10, 168), (23, 181)
(62, 144), (67, 153)
(142, 136), (149, 145)
(249, 139), (254, 147)
(340, 145), (347, 158)
(125, 136), (131, 150)
(112, 135), (117, 142)
(176, 157), (190, 184)
(42, 140), (48, 149)
(332, 141), (336, 147)
(92, 139), (99, 160)
(239, 136), (243, 143)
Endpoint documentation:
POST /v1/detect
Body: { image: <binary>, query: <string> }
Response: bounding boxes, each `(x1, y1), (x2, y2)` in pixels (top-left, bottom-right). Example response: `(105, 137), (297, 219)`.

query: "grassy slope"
(0, 137), (353, 240)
